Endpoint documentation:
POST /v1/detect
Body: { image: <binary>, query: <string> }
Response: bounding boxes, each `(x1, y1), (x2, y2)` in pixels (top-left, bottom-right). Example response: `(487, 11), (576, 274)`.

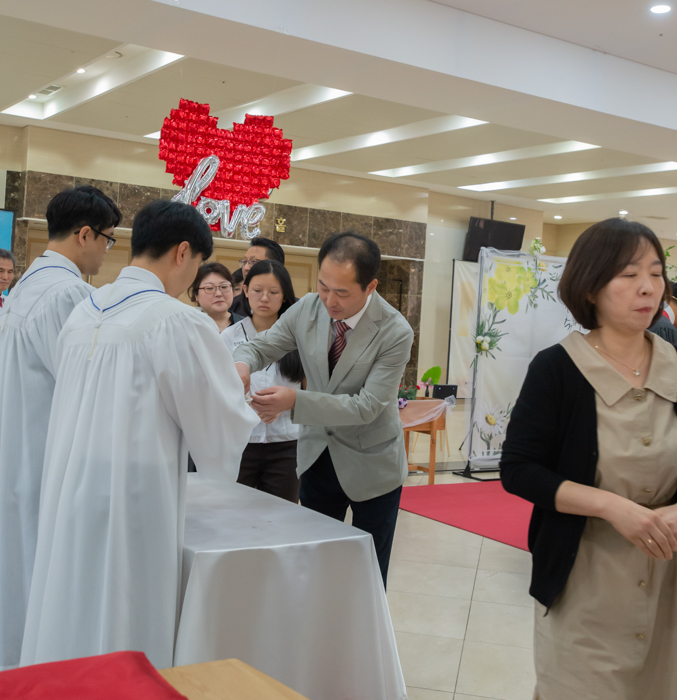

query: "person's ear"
(175, 241), (191, 266)
(242, 284), (249, 298)
(367, 279), (378, 294)
(75, 226), (92, 248)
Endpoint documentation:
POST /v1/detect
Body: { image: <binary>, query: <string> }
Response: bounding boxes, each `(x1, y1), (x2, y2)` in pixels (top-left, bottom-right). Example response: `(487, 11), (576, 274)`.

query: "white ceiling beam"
(459, 161), (677, 192)
(43, 49), (184, 119)
(213, 84), (351, 129)
(539, 187), (677, 204)
(370, 141), (600, 178)
(291, 115), (486, 161)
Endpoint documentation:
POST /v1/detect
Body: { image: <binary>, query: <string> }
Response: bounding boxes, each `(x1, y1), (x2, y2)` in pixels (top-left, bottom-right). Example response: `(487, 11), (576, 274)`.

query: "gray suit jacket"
(232, 291), (414, 501)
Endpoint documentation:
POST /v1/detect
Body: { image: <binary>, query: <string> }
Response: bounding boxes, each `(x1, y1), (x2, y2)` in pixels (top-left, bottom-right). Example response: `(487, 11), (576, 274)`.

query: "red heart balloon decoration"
(158, 98), (292, 211)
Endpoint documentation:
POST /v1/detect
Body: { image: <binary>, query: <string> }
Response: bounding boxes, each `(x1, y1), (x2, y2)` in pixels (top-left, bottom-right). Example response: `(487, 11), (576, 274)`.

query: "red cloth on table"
(0, 651), (187, 700)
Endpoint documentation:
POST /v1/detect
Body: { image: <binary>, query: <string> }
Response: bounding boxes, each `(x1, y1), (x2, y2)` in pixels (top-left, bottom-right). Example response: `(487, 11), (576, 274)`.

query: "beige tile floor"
(390, 400), (536, 700)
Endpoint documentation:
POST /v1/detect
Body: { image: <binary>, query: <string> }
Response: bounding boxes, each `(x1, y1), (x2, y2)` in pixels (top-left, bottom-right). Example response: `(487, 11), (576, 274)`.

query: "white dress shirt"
(223, 316), (301, 443)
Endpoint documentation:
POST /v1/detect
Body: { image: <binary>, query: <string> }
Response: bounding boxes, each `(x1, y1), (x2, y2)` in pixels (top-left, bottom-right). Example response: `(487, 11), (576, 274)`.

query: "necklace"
(593, 343), (646, 377)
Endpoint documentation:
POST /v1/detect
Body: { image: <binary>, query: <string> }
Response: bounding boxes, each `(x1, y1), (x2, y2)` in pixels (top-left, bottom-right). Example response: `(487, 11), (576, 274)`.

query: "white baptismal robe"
(21, 266), (259, 669)
(0, 251), (92, 671)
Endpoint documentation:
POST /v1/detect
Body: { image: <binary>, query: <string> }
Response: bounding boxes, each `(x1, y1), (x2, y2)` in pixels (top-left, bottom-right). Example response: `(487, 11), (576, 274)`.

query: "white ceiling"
(428, 0), (677, 73)
(1, 4), (677, 237)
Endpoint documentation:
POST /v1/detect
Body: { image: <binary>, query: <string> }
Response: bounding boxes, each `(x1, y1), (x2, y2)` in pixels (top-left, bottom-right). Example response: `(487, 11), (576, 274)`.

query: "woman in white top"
(222, 260), (304, 502)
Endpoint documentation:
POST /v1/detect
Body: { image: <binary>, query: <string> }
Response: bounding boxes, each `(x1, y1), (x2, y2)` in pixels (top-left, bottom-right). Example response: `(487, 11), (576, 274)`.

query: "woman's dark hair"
(46, 185), (122, 241)
(131, 200), (213, 260)
(188, 262), (233, 303)
(318, 231), (380, 291)
(232, 267), (244, 284)
(243, 260), (304, 383)
(559, 218), (669, 330)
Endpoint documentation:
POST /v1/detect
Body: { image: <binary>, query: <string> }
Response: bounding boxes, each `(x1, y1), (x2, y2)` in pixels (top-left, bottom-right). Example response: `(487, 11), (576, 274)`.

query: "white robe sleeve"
(32, 284), (92, 378)
(151, 310), (259, 482)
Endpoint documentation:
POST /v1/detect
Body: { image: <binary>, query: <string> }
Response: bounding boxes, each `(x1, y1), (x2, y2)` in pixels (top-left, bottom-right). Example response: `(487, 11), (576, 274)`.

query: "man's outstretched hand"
(235, 362), (251, 395)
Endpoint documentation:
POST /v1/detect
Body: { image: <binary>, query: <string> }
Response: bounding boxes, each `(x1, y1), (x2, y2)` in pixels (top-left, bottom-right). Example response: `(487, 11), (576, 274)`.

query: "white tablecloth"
(174, 475), (407, 700)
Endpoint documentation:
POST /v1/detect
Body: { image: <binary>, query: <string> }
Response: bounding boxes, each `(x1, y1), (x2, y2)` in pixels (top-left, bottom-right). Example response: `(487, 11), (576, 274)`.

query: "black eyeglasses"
(75, 227), (116, 251)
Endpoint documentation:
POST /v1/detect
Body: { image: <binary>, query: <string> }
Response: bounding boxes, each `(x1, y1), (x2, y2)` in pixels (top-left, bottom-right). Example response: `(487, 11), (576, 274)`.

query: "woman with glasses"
(222, 260), (305, 503)
(188, 262), (243, 332)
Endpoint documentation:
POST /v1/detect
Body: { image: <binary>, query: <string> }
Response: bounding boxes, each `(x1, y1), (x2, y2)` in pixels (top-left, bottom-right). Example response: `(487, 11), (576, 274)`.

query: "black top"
(501, 342), (677, 609)
(649, 314), (677, 350)
(229, 293), (247, 317)
(500, 344), (597, 608)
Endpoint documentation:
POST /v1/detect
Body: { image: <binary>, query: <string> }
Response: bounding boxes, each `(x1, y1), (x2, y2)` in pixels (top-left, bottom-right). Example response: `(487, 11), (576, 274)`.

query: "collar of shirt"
(117, 266), (166, 293)
(332, 292), (373, 331)
(40, 250), (84, 278)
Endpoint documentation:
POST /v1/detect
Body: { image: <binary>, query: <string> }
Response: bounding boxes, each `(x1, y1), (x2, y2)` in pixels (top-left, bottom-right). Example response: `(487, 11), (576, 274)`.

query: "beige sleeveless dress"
(533, 331), (677, 700)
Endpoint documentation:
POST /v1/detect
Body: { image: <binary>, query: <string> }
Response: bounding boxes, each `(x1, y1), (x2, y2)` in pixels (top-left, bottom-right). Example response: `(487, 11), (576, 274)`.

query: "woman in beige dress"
(501, 217), (677, 700)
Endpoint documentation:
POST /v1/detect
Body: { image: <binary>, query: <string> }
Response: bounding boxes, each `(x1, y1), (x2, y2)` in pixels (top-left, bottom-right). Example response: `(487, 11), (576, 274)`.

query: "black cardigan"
(501, 343), (677, 609)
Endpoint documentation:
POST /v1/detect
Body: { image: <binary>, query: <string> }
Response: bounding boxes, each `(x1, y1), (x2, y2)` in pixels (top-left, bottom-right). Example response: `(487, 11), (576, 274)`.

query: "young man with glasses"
(0, 185), (120, 671)
(230, 237), (285, 317)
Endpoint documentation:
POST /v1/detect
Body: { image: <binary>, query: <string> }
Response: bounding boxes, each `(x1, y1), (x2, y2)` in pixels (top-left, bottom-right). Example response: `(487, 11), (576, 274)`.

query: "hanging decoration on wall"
(158, 98), (293, 238)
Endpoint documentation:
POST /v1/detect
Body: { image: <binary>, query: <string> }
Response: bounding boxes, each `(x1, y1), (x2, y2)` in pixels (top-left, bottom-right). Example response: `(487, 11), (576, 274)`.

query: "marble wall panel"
(255, 201), (276, 240)
(118, 183), (162, 229)
(407, 294), (422, 333)
(409, 260), (424, 296)
(307, 209), (341, 248)
(5, 171), (26, 216)
(402, 221), (426, 260)
(387, 259), (411, 294)
(24, 172), (74, 219)
(272, 204), (309, 247)
(160, 187), (181, 201)
(12, 220), (29, 274)
(403, 366), (418, 387)
(74, 177), (120, 204)
(340, 212), (373, 238)
(372, 217), (403, 257)
(408, 332), (420, 370)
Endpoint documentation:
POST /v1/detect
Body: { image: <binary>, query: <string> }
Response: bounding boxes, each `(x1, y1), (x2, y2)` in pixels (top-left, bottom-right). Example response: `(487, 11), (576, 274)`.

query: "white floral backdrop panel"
(468, 248), (578, 465)
(447, 260), (479, 398)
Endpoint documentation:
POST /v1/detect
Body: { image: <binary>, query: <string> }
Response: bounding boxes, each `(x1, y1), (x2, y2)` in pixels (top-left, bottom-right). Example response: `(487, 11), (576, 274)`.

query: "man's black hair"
(46, 185), (122, 241)
(250, 237), (285, 264)
(318, 231), (381, 291)
(131, 200), (213, 261)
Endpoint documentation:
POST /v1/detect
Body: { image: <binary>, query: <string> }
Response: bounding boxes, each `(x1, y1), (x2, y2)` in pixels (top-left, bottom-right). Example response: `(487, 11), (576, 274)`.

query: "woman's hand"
(655, 504), (677, 544)
(555, 480), (677, 559)
(604, 498), (677, 560)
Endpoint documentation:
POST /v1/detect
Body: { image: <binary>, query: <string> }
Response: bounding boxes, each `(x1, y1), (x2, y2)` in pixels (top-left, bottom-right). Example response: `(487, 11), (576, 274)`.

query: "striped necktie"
(328, 320), (350, 374)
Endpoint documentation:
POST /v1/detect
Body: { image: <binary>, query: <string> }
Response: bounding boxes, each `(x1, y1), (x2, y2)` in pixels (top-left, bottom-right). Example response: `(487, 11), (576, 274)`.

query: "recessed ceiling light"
(76, 68), (86, 74)
(28, 94), (37, 99)
(651, 4), (671, 13)
(554, 215), (563, 220)
(619, 210), (628, 216)
(509, 217), (517, 221)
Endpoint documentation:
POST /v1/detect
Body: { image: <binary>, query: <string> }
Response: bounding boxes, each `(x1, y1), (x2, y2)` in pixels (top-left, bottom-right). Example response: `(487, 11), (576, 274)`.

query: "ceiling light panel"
(291, 115), (486, 162)
(458, 162), (677, 191)
(540, 186), (677, 204)
(370, 141), (599, 178)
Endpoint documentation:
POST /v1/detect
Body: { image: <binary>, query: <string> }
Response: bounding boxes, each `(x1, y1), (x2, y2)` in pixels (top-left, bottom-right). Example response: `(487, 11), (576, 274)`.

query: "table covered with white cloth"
(174, 474), (406, 700)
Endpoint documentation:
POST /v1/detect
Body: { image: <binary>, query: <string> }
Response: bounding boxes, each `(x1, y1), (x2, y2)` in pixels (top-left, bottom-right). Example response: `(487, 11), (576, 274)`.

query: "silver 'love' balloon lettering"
(172, 155), (265, 239)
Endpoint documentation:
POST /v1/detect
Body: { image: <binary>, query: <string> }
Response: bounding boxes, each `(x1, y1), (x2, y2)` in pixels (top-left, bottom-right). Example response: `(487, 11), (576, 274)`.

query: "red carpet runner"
(399, 481), (533, 551)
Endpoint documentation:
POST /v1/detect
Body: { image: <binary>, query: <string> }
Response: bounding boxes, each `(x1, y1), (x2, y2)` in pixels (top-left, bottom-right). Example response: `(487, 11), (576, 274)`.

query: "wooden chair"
(402, 405), (447, 485)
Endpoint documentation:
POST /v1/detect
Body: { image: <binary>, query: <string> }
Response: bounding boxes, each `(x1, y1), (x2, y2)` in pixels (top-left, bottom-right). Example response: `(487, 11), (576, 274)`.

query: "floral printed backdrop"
(467, 248), (579, 467)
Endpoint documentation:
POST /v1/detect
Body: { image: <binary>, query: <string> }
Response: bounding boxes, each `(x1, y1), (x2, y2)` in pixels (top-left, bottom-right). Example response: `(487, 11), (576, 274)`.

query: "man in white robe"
(21, 200), (258, 670)
(0, 186), (120, 670)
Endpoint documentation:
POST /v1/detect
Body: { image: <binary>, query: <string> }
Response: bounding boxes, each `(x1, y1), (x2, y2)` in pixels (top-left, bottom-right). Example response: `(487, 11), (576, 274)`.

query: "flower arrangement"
(397, 383), (421, 408)
(472, 304), (507, 368)
(528, 237), (546, 256)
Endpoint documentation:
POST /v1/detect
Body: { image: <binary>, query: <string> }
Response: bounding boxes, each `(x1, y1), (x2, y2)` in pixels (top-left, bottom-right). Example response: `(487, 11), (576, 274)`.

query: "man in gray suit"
(233, 232), (414, 586)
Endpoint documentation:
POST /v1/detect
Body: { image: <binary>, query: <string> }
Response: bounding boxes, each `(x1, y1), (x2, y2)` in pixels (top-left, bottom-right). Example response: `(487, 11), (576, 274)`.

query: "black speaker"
(433, 384), (457, 400)
(462, 217), (525, 262)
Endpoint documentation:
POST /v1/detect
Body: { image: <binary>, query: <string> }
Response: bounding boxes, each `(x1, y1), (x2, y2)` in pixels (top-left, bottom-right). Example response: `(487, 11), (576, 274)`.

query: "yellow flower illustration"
(488, 263), (524, 314)
(516, 266), (537, 293)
